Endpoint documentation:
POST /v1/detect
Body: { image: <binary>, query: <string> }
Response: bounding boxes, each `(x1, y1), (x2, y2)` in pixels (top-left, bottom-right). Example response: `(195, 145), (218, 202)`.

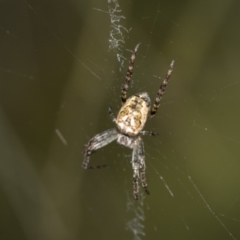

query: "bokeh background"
(0, 0), (240, 239)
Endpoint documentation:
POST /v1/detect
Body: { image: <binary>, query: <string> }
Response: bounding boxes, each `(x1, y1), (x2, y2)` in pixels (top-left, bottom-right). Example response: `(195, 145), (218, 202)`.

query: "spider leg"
(140, 130), (158, 136)
(121, 44), (140, 104)
(132, 170), (140, 200)
(150, 60), (174, 118)
(108, 107), (116, 123)
(138, 138), (150, 195)
(132, 141), (140, 200)
(132, 137), (149, 200)
(83, 128), (118, 169)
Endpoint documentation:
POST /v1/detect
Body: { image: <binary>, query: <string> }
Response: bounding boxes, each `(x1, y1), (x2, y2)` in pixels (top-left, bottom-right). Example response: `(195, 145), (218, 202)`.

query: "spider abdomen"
(116, 92), (151, 136)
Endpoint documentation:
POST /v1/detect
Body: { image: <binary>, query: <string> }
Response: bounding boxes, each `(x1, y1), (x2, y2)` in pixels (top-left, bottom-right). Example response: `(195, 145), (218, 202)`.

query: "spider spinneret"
(83, 44), (174, 200)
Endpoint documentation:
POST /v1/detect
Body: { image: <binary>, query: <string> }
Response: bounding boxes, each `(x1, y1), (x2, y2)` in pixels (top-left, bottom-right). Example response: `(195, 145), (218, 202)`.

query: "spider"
(83, 44), (174, 200)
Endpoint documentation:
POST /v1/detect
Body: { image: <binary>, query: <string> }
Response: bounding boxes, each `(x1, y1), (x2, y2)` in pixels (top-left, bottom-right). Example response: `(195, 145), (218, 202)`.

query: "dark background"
(0, 0), (240, 239)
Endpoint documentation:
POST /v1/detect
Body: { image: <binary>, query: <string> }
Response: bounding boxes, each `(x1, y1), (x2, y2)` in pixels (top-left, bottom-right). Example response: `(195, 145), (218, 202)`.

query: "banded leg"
(138, 139), (149, 195)
(140, 130), (158, 136)
(108, 107), (116, 123)
(121, 44), (140, 104)
(83, 128), (118, 169)
(150, 60), (174, 118)
(133, 169), (140, 200)
(132, 137), (149, 200)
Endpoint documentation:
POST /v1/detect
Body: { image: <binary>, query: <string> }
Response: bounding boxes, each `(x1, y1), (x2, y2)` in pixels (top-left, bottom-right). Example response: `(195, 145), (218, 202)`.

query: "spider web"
(0, 0), (240, 240)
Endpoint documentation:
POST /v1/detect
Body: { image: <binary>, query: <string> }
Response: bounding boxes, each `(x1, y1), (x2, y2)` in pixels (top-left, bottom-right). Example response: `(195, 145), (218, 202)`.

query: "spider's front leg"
(150, 60), (174, 118)
(83, 129), (118, 169)
(132, 137), (149, 200)
(121, 44), (140, 105)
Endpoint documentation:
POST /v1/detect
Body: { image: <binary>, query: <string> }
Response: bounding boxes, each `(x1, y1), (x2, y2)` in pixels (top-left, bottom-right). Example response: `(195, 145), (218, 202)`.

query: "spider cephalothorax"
(83, 44), (174, 200)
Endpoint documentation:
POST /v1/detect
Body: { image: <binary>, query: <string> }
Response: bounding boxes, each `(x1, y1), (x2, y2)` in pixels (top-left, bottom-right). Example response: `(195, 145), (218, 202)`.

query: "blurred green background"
(0, 0), (240, 239)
